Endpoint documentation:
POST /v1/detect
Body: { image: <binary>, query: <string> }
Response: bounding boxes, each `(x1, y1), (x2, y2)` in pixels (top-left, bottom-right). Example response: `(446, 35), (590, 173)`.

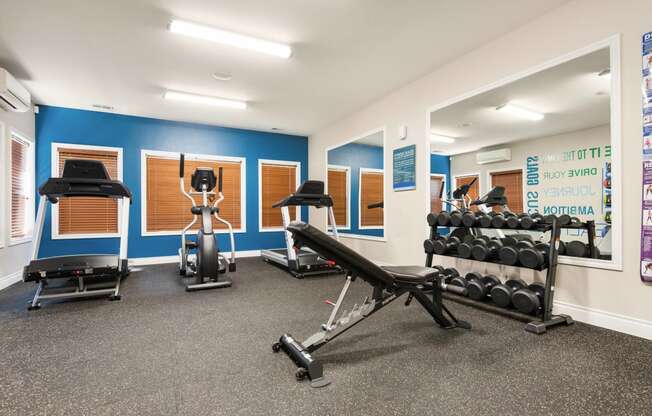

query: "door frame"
(430, 173), (447, 212)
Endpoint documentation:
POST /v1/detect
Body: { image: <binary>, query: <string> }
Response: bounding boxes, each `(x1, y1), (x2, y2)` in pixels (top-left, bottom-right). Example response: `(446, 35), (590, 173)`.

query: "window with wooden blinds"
(455, 175), (479, 211)
(491, 169), (523, 213)
(260, 163), (298, 229)
(10, 134), (33, 241)
(327, 168), (348, 228)
(360, 170), (383, 228)
(146, 155), (243, 233)
(55, 145), (121, 236)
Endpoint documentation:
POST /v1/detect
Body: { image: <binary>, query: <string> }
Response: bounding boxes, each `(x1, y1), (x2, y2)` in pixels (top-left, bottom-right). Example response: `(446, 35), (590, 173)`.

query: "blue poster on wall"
(393, 144), (416, 191)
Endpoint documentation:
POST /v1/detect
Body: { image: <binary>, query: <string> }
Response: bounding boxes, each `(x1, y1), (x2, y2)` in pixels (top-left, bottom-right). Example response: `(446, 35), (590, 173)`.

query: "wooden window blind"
(360, 171), (383, 227)
(327, 168), (348, 227)
(430, 175), (444, 214)
(261, 163), (298, 229)
(491, 169), (523, 213)
(10, 136), (31, 240)
(56, 147), (119, 235)
(455, 175), (479, 211)
(146, 156), (242, 232)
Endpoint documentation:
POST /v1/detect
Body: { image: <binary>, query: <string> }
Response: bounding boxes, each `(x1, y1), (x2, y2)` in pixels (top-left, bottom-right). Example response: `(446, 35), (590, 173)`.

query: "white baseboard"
(0, 270), (22, 291)
(554, 300), (652, 340)
(129, 250), (261, 266)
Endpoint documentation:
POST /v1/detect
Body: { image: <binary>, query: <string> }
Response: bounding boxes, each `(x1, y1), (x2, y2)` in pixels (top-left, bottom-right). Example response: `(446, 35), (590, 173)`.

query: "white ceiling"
(429, 47), (611, 154)
(0, 0), (570, 136)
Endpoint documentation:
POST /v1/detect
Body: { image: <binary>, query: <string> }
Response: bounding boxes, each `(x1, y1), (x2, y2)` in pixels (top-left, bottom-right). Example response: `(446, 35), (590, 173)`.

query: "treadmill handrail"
(272, 193), (334, 208)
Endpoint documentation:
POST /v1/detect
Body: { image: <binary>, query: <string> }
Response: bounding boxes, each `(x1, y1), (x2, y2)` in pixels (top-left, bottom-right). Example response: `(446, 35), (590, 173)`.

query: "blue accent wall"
(35, 106), (308, 258)
(430, 153), (451, 211)
(327, 143), (383, 237)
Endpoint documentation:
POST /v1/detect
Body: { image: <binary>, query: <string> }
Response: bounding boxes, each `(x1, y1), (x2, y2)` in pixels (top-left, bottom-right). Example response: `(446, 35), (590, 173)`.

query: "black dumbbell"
(427, 213), (438, 227)
(565, 240), (600, 258)
(436, 210), (462, 226)
(505, 214), (523, 229)
(449, 272), (483, 293)
(458, 236), (490, 259)
(520, 213), (544, 229)
(512, 282), (546, 315)
(490, 278), (527, 308)
(490, 211), (517, 228)
(471, 239), (503, 261)
(518, 241), (569, 268)
(461, 211), (482, 227)
(467, 274), (501, 301)
(477, 212), (497, 228)
(498, 240), (536, 266)
(431, 236), (461, 255)
(423, 236), (447, 254)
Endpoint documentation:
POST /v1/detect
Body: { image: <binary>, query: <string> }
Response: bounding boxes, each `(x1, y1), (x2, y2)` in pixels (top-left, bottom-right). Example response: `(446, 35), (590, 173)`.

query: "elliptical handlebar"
(179, 153), (185, 178)
(218, 167), (223, 193)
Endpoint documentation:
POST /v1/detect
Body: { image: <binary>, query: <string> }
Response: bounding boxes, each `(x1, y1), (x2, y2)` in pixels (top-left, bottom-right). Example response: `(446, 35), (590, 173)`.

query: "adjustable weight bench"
(272, 221), (471, 387)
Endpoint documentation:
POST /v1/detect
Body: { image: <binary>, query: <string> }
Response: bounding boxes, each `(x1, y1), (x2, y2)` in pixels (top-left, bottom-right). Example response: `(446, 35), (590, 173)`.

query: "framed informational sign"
(641, 31), (652, 282)
(393, 144), (416, 191)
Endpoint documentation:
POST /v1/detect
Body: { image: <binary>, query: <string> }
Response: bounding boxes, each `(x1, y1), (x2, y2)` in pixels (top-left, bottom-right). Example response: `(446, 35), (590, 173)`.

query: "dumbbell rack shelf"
(425, 218), (596, 334)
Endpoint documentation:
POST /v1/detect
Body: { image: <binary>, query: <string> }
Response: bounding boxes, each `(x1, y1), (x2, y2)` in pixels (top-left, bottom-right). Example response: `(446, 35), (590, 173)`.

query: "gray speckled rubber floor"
(1, 258), (651, 416)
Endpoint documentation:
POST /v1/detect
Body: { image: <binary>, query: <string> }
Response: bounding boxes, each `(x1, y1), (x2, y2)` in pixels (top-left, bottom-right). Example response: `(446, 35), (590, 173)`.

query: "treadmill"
(23, 159), (132, 310)
(261, 180), (342, 278)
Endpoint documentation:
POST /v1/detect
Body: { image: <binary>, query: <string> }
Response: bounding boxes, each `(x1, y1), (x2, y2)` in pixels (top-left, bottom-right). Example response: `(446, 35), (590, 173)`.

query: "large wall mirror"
(427, 36), (621, 269)
(326, 128), (385, 240)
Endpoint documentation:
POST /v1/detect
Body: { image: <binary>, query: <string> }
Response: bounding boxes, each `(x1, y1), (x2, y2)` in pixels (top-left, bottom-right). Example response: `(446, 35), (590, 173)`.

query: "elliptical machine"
(178, 153), (236, 292)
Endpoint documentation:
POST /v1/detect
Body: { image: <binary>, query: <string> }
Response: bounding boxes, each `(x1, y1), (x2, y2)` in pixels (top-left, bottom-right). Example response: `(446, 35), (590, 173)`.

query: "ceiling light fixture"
(495, 103), (544, 121)
(169, 19), (292, 59)
(164, 90), (247, 110)
(430, 134), (456, 144)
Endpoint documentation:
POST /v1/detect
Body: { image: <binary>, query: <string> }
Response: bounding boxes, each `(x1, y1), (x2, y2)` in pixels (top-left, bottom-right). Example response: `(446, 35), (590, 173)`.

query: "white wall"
(309, 0), (652, 338)
(0, 106), (36, 290)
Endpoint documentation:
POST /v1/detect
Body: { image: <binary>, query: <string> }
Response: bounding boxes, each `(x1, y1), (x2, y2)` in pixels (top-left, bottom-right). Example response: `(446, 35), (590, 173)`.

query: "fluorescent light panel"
(430, 134), (456, 144)
(164, 90), (247, 110)
(496, 103), (544, 121)
(169, 19), (292, 58)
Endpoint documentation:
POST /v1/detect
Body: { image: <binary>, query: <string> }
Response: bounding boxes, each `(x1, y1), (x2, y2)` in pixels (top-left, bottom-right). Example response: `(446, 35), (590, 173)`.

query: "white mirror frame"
(325, 126), (387, 242)
(425, 35), (622, 271)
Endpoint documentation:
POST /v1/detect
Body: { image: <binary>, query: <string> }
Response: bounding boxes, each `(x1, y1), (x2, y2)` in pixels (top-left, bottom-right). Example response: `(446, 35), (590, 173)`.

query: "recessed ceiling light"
(598, 68), (611, 78)
(495, 103), (544, 121)
(430, 134), (456, 144)
(212, 71), (232, 81)
(164, 90), (247, 110)
(92, 104), (114, 111)
(169, 19), (292, 59)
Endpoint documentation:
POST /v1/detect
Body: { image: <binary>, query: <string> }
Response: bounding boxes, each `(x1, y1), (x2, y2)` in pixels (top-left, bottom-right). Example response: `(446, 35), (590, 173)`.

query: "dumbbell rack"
(425, 218), (596, 334)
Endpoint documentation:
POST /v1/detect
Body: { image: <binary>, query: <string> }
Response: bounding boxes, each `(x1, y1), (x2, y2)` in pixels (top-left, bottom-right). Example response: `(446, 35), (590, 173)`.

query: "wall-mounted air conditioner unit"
(0, 68), (31, 112)
(476, 148), (511, 165)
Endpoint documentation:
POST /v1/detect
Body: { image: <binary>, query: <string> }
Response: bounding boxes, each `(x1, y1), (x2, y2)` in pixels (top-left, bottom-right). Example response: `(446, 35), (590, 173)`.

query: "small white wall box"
(398, 125), (407, 140)
(476, 148), (511, 165)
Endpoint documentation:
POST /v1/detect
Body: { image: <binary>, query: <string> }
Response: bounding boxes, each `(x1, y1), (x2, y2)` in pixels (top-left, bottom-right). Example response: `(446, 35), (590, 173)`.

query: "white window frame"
(430, 173), (447, 212)
(326, 164), (351, 231)
(358, 167), (385, 230)
(9, 129), (36, 246)
(51, 142), (124, 240)
(141, 149), (247, 237)
(258, 159), (301, 232)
